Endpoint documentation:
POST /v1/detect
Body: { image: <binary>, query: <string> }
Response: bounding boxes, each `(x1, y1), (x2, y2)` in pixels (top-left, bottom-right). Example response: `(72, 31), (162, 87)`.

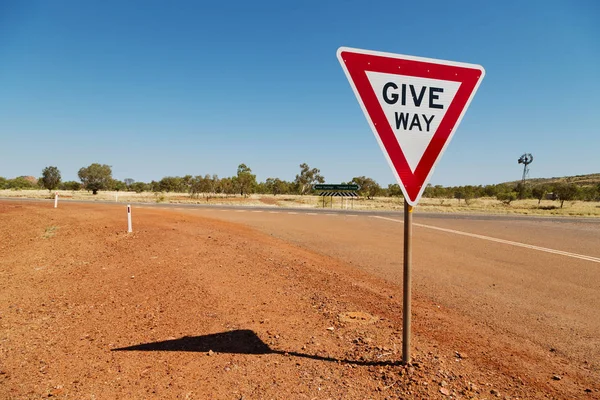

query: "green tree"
(182, 175), (193, 192)
(190, 175), (215, 198)
(387, 183), (403, 197)
(111, 179), (127, 192)
(454, 187), (465, 204)
(236, 163), (257, 196)
(351, 176), (381, 199)
(158, 176), (185, 193)
(579, 185), (600, 201)
(483, 184), (500, 198)
(130, 182), (148, 193)
(423, 184), (435, 198)
(531, 185), (548, 205)
(497, 191), (517, 205)
(7, 177), (37, 189)
(294, 163), (325, 195)
(463, 186), (476, 205)
(60, 181), (81, 191)
(219, 177), (236, 195)
(265, 177), (289, 195)
(78, 163), (113, 195)
(554, 183), (580, 208)
(40, 166), (61, 192)
(123, 178), (135, 190)
(150, 180), (161, 192)
(515, 182), (532, 200)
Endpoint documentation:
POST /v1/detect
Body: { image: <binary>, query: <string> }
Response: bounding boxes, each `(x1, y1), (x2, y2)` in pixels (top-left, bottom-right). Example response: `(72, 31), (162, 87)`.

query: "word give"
(382, 82), (444, 133)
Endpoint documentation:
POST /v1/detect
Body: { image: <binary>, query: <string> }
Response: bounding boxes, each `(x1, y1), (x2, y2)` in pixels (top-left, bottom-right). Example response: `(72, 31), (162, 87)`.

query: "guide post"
(127, 205), (132, 233)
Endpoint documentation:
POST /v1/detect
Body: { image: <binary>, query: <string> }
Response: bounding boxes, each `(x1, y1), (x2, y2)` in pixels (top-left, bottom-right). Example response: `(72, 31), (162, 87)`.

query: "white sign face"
(337, 47), (485, 205)
(366, 72), (460, 172)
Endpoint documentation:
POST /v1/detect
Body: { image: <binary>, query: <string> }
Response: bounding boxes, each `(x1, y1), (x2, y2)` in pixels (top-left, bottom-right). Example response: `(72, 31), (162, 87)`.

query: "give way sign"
(337, 47), (485, 206)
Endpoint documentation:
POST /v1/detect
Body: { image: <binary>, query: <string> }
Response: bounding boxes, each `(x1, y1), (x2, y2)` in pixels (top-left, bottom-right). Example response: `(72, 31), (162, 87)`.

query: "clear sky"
(1, 0), (598, 186)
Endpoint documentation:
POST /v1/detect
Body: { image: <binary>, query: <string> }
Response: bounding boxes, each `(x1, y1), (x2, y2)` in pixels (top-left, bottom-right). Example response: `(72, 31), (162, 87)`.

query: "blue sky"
(1, 0), (598, 186)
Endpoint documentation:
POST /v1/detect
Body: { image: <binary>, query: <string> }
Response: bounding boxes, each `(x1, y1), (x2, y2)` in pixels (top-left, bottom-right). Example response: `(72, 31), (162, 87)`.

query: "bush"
(60, 181), (82, 191)
(497, 191), (517, 205)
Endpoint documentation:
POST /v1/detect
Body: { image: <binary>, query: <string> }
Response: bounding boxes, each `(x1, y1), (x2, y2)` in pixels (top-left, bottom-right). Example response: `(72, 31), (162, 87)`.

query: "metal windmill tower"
(517, 153), (533, 184)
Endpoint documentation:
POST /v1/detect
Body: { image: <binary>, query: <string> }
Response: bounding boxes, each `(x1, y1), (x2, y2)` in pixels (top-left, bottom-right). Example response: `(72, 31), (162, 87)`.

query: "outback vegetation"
(1, 165), (599, 209)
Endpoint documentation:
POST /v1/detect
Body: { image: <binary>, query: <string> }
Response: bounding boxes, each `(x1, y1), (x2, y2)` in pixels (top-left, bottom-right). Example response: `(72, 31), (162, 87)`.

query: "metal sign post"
(402, 199), (413, 364)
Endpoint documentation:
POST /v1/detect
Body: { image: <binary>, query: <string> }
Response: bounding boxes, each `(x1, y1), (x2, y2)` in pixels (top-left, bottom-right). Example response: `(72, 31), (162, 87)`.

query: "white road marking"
(324, 213), (336, 216)
(235, 210), (247, 212)
(347, 214), (358, 217)
(307, 213), (318, 215)
(269, 211), (279, 214)
(372, 216), (600, 264)
(251, 210), (264, 213)
(288, 212), (298, 215)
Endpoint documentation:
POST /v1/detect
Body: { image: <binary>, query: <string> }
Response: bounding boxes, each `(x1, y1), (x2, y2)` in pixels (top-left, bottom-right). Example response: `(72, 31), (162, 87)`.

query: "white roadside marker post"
(116, 192), (119, 202)
(54, 192), (58, 208)
(127, 204), (132, 233)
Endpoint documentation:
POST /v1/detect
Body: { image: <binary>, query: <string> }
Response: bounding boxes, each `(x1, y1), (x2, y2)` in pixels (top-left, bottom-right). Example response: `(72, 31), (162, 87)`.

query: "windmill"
(517, 153), (533, 184)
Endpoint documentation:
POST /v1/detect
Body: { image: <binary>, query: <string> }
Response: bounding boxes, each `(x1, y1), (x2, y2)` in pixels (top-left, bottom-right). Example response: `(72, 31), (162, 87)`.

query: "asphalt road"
(4, 196), (599, 224)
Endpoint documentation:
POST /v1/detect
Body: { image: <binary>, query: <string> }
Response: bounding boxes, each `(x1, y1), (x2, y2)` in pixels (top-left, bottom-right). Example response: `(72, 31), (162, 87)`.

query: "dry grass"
(2, 189), (599, 217)
(42, 226), (58, 239)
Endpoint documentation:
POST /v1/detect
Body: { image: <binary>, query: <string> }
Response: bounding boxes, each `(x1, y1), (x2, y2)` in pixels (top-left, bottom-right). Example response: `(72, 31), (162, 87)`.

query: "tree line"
(1, 163), (599, 207)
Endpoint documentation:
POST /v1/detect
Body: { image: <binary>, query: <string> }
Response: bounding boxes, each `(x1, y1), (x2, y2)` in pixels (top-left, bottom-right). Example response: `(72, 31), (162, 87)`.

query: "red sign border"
(337, 47), (485, 205)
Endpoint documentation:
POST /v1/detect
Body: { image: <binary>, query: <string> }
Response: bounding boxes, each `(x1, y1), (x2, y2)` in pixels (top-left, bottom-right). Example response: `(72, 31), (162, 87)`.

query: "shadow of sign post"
(112, 329), (400, 367)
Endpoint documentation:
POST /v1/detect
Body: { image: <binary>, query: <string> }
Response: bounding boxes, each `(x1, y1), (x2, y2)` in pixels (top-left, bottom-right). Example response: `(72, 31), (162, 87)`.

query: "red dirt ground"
(0, 201), (597, 399)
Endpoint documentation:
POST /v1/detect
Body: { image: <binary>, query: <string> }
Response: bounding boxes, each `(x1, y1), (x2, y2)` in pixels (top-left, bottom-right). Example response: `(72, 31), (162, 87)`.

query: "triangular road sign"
(337, 47), (485, 206)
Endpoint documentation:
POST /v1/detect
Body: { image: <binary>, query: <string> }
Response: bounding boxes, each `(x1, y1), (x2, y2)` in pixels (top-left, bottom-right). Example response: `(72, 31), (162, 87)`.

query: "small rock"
(552, 375), (562, 381)
(584, 388), (592, 393)
(326, 327), (335, 331)
(207, 350), (214, 356)
(490, 389), (500, 396)
(440, 387), (450, 396)
(440, 380), (448, 387)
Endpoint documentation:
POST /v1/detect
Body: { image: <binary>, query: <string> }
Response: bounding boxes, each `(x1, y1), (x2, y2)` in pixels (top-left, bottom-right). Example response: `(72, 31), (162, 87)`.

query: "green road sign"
(313, 184), (360, 191)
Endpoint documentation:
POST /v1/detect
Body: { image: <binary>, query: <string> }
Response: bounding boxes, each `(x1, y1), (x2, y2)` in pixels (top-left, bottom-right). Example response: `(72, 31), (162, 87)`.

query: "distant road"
(2, 196), (598, 225)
